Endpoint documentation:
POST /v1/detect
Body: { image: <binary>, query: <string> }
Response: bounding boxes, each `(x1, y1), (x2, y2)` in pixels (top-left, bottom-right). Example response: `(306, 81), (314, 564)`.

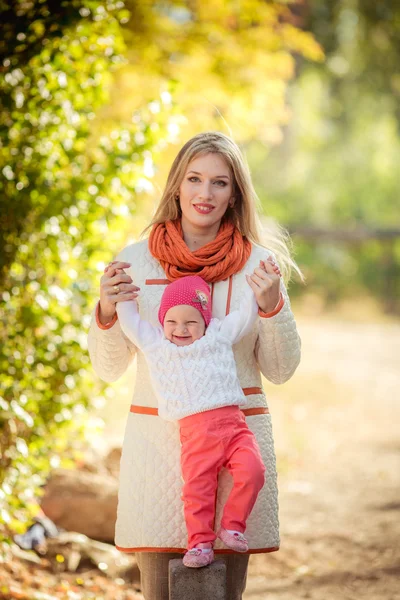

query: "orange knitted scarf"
(148, 219), (252, 283)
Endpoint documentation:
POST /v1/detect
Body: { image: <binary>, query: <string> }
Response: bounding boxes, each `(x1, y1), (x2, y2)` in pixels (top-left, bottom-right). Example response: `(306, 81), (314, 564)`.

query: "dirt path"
(244, 316), (400, 600)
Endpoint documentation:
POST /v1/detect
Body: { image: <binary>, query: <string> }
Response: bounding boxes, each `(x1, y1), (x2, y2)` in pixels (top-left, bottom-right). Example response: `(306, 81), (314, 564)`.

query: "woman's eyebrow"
(187, 170), (230, 179)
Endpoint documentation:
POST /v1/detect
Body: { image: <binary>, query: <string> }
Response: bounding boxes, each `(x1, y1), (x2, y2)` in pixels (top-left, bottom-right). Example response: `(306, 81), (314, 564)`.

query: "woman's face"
(178, 153), (234, 233)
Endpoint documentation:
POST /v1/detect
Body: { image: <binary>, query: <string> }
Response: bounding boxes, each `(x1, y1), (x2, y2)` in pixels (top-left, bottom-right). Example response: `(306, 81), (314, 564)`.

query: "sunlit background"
(1, 1), (399, 598)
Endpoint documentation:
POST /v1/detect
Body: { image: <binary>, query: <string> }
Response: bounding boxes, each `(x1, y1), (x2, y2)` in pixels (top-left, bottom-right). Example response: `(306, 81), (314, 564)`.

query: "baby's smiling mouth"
(172, 334), (193, 345)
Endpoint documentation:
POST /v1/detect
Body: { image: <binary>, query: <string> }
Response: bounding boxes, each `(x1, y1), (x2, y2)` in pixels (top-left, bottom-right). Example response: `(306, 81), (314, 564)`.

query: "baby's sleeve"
(218, 286), (259, 345)
(116, 300), (160, 350)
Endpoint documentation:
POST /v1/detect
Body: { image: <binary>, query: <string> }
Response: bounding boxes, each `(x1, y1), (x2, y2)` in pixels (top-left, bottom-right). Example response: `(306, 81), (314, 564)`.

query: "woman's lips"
(193, 204), (214, 214)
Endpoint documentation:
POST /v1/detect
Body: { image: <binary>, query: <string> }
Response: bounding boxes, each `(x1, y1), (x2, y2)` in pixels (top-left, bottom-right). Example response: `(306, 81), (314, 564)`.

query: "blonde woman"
(88, 132), (301, 600)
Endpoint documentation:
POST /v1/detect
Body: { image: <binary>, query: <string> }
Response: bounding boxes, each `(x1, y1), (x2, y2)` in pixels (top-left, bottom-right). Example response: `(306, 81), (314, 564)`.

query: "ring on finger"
(113, 285), (120, 293)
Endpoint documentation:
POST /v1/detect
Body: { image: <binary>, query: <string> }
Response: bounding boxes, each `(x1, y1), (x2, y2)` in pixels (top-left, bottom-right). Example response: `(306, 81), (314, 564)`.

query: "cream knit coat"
(87, 239), (301, 554)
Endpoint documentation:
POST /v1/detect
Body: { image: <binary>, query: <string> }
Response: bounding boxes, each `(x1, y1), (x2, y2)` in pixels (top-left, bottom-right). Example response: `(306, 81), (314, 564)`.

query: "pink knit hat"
(158, 276), (212, 326)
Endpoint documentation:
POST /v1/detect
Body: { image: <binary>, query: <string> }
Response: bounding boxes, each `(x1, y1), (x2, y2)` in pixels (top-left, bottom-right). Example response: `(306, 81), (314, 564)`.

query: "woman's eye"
(187, 177), (226, 186)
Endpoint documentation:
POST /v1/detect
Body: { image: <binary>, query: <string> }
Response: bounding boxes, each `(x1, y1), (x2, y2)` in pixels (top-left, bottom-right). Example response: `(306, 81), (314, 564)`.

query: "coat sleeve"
(254, 269), (301, 385)
(87, 245), (138, 383)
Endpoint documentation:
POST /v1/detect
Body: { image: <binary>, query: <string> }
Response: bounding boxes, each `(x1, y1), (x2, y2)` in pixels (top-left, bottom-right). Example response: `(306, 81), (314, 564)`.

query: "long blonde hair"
(143, 132), (302, 284)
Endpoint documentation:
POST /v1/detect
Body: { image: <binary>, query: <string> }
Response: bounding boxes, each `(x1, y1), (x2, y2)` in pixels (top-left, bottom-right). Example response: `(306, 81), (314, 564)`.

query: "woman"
(87, 131), (301, 600)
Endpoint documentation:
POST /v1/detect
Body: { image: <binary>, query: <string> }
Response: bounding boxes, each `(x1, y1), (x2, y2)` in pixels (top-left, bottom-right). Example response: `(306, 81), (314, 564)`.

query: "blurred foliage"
(107, 0), (323, 145)
(249, 0), (400, 312)
(0, 0), (322, 537)
(0, 0), (177, 536)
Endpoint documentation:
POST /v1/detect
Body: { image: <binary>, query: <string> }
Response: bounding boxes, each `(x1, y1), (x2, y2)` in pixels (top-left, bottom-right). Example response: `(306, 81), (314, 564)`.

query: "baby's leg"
(179, 422), (225, 549)
(221, 419), (266, 533)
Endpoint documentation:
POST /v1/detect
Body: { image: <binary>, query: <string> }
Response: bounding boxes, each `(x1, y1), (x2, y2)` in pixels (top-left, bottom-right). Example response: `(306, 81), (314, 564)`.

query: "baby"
(116, 275), (266, 568)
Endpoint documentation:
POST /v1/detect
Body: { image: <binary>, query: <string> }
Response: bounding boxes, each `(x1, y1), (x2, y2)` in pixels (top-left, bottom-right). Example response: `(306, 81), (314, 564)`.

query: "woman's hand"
(246, 256), (282, 313)
(99, 261), (140, 325)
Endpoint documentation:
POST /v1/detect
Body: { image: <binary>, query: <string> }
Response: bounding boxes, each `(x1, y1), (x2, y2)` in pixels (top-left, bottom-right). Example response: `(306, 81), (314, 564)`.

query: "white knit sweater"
(116, 287), (258, 421)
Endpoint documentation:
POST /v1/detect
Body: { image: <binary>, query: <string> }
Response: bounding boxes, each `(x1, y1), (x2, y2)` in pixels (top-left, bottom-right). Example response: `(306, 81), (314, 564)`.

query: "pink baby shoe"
(217, 528), (249, 552)
(183, 542), (214, 568)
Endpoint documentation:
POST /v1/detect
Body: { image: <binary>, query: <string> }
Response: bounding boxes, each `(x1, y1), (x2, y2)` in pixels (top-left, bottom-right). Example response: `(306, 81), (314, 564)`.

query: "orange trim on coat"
(242, 407), (269, 416)
(258, 293), (285, 318)
(130, 404), (269, 417)
(95, 301), (118, 330)
(145, 279), (170, 285)
(131, 405), (159, 416)
(225, 275), (233, 315)
(243, 387), (262, 396)
(116, 544), (279, 554)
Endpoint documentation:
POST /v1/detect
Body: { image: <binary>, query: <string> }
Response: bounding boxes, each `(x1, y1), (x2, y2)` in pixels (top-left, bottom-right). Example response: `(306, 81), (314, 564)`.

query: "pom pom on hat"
(158, 276), (212, 326)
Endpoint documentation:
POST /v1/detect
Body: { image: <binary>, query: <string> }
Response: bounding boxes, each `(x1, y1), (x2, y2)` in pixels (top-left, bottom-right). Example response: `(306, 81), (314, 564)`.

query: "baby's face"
(163, 305), (206, 346)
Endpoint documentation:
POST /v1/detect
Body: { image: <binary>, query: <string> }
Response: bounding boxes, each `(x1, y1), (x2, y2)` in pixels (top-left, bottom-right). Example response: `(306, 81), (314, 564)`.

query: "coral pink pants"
(178, 405), (266, 549)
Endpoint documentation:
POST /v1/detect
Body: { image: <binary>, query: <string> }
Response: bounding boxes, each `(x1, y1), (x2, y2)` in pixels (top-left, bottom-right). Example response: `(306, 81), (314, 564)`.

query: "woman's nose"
(198, 181), (213, 200)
